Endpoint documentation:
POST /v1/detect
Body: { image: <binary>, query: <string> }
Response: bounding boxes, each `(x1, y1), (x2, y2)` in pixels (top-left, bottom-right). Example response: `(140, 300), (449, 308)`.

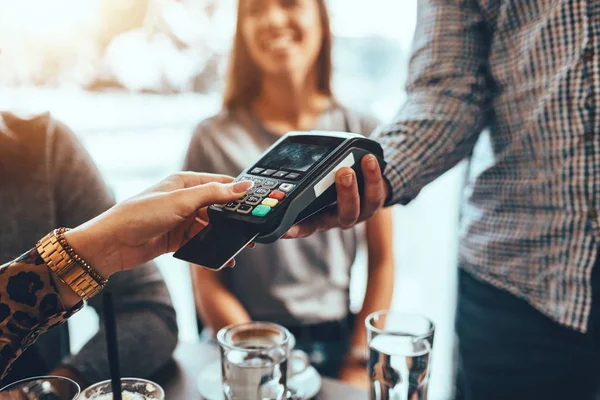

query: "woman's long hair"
(223, 0), (333, 109)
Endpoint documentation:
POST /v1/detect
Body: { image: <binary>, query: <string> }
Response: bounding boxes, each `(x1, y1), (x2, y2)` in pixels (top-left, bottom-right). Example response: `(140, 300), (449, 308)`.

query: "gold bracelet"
(55, 228), (108, 287)
(37, 229), (107, 301)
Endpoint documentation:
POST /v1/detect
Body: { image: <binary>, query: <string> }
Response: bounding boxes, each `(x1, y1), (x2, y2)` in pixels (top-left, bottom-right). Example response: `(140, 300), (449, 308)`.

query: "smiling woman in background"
(185, 0), (395, 387)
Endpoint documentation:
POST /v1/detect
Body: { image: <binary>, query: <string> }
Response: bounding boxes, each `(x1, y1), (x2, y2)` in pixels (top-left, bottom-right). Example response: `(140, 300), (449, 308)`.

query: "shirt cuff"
(380, 141), (422, 207)
(0, 248), (83, 378)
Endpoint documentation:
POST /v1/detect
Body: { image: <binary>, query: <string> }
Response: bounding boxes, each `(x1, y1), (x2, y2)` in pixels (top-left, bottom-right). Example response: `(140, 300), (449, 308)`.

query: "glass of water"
(0, 376), (80, 399)
(218, 322), (294, 400)
(366, 311), (435, 400)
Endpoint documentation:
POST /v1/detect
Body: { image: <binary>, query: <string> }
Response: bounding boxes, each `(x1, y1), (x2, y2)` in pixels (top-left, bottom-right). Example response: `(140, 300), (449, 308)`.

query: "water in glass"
(369, 335), (431, 400)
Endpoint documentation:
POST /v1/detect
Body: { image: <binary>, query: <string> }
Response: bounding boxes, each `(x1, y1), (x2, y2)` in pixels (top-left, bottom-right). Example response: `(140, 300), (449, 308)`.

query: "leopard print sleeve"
(0, 247), (83, 379)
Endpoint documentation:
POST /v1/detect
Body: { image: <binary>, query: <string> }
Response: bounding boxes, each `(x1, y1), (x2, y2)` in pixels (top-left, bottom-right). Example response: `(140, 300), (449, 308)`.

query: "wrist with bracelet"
(37, 228), (108, 301)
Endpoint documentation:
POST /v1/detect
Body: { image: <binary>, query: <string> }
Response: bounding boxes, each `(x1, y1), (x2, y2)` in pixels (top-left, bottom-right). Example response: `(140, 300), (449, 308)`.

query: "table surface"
(155, 341), (367, 400)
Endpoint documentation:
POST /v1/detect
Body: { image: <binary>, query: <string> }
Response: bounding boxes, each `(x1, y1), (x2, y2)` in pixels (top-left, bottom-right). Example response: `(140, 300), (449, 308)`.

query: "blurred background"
(0, 0), (466, 398)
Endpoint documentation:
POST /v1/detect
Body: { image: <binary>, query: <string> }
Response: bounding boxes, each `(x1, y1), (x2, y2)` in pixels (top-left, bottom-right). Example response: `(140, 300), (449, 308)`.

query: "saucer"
(196, 360), (322, 400)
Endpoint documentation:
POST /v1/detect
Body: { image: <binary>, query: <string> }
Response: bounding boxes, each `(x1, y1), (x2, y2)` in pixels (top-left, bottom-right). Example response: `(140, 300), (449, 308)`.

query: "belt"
(286, 314), (356, 342)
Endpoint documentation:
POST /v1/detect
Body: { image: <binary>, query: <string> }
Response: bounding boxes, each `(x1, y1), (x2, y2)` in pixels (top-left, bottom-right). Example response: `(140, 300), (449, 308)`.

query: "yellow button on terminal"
(261, 198), (279, 208)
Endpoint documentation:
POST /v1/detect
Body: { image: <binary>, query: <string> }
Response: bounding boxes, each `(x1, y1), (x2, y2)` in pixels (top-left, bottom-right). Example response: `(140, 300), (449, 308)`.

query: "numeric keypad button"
(237, 204), (253, 214)
(254, 188), (270, 196)
(245, 196), (262, 206)
(224, 202), (240, 211)
(263, 179), (278, 189)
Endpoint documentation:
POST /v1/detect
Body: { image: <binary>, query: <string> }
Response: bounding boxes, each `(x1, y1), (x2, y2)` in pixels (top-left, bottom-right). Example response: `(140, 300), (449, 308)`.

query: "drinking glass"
(366, 311), (435, 400)
(0, 376), (80, 399)
(217, 322), (308, 400)
(77, 378), (164, 400)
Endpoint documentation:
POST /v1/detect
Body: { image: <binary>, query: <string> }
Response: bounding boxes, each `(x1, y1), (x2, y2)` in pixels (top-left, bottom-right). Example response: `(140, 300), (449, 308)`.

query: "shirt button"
(588, 208), (598, 220)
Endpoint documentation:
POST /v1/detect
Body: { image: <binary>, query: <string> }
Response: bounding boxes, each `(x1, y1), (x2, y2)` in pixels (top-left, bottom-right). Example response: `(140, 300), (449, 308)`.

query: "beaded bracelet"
(54, 228), (109, 288)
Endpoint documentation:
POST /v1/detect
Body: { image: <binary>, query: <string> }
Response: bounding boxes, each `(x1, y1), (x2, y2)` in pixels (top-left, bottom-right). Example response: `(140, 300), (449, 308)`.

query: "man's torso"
(459, 0), (600, 330)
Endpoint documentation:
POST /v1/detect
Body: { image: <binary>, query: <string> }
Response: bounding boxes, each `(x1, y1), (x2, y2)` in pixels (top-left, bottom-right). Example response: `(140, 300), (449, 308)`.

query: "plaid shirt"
(373, 0), (600, 332)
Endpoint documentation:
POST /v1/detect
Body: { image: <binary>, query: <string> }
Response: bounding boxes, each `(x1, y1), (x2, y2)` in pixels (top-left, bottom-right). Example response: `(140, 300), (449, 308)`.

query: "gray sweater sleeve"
(47, 120), (178, 384)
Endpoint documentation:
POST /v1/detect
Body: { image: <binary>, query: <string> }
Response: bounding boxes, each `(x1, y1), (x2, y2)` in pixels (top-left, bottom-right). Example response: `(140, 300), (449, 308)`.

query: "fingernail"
(233, 180), (254, 193)
(341, 173), (354, 188)
(366, 156), (378, 172)
(284, 227), (298, 238)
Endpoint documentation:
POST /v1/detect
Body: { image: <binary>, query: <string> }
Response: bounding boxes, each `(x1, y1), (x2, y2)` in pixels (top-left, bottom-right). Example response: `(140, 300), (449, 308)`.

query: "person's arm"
(349, 113), (396, 351)
(352, 207), (395, 352)
(338, 208), (395, 387)
(41, 120), (178, 386)
(375, 0), (491, 205)
(0, 172), (252, 379)
(191, 267), (251, 334)
(287, 0), (491, 237)
(0, 249), (84, 379)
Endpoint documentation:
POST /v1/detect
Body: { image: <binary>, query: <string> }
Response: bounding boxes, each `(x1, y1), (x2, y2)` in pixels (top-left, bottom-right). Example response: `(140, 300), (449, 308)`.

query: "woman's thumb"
(175, 180), (254, 212)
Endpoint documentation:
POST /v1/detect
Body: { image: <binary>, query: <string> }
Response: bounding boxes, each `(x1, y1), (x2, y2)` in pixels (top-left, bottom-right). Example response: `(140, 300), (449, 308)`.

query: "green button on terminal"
(252, 205), (271, 217)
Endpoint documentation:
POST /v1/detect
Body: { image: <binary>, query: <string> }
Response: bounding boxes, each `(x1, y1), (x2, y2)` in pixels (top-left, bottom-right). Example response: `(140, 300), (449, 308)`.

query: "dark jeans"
(455, 265), (600, 400)
(289, 314), (356, 379)
(294, 338), (351, 378)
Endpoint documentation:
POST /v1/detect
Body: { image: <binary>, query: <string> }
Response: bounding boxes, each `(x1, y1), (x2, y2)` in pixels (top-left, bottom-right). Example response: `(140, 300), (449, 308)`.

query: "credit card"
(173, 220), (259, 270)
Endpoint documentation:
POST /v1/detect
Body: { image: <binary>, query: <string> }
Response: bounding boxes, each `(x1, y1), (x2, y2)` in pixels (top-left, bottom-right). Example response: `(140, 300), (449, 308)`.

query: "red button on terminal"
(269, 190), (286, 200)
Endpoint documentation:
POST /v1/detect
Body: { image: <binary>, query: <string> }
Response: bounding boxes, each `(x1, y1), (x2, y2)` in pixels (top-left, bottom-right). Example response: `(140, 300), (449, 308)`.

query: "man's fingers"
(360, 155), (386, 221)
(284, 211), (338, 239)
(174, 180), (254, 215)
(284, 225), (303, 239)
(284, 154), (387, 239)
(284, 221), (318, 239)
(335, 168), (361, 228)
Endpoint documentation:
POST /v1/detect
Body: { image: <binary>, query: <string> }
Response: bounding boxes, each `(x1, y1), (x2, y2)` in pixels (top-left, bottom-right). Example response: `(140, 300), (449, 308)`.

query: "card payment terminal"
(173, 131), (386, 270)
